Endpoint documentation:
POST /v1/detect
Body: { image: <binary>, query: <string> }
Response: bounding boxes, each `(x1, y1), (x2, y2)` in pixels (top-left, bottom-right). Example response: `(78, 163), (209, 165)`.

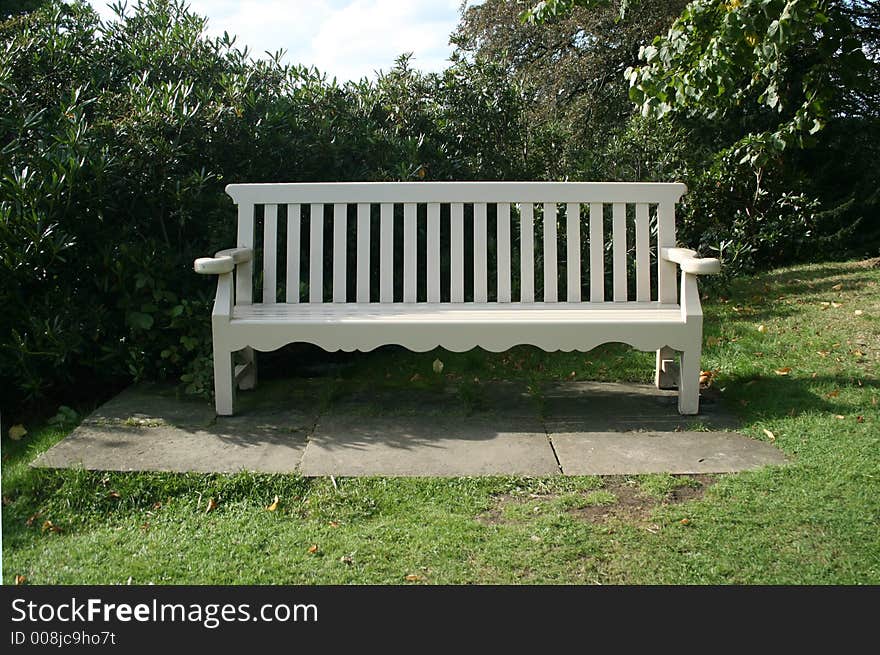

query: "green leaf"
(126, 312), (154, 330)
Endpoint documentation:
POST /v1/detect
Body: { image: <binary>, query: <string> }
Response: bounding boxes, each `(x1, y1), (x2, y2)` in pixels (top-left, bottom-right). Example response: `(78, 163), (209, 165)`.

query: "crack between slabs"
(543, 421), (564, 474)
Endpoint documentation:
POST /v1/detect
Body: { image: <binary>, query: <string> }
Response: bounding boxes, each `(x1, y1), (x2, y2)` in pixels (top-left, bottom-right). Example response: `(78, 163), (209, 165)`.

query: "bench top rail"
(227, 181), (687, 206)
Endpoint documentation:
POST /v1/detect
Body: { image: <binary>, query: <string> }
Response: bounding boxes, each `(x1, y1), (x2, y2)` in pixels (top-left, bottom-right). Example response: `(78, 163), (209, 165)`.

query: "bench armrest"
(661, 247), (721, 275)
(194, 247), (254, 275)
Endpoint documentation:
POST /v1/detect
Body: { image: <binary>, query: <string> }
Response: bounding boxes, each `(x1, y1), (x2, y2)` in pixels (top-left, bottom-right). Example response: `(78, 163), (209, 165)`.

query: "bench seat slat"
(262, 203), (277, 304)
(497, 203), (511, 302)
(285, 204), (300, 303)
(520, 204), (534, 303)
(543, 202), (557, 303)
(356, 203), (370, 302)
(333, 203), (346, 302)
(309, 203), (323, 302)
(566, 203), (580, 302)
(451, 203), (464, 302)
(427, 203), (440, 302)
(474, 203), (487, 303)
(380, 203), (393, 302)
(232, 302), (682, 324)
(612, 202), (627, 302)
(635, 203), (650, 302)
(404, 203), (417, 303)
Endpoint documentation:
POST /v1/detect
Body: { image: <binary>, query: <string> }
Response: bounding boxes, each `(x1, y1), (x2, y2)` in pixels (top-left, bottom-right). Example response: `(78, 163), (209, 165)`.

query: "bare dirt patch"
(477, 475), (716, 527)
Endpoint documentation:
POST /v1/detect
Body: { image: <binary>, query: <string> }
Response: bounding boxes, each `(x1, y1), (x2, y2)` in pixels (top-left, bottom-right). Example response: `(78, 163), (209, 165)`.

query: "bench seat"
(223, 302), (690, 354)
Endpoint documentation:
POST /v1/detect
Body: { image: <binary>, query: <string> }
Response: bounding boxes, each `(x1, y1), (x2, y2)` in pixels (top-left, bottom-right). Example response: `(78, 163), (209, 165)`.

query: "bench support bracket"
(655, 346), (678, 390)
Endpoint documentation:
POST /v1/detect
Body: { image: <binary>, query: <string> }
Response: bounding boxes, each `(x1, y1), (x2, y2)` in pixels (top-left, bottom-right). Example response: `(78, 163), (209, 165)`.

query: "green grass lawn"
(3, 259), (879, 584)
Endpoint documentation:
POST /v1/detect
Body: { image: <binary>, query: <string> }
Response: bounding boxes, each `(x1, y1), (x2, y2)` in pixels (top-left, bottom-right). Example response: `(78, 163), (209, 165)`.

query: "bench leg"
(655, 346), (678, 390)
(213, 346), (235, 416)
(678, 346), (701, 415)
(237, 346), (257, 390)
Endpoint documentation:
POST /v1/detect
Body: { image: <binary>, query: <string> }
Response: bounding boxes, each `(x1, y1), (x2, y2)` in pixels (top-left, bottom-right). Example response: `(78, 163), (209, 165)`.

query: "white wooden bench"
(194, 182), (719, 416)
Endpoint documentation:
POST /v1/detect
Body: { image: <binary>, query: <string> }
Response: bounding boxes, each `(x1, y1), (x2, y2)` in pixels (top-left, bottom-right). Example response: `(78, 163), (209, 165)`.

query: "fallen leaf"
(854, 310), (864, 316)
(15, 575), (26, 585)
(205, 497), (218, 514)
(530, 535), (542, 542)
(826, 390), (840, 398)
(699, 370), (715, 387)
(831, 302), (842, 308)
(774, 367), (792, 375)
(757, 324), (766, 333)
(432, 358), (444, 374)
(266, 495), (279, 512)
(41, 520), (62, 534)
(706, 336), (722, 347)
(108, 491), (121, 499)
(856, 416), (864, 423)
(831, 283), (843, 291)
(340, 555), (353, 565)
(763, 429), (776, 442)
(328, 521), (340, 528)
(308, 544), (319, 554)
(25, 511), (42, 526)
(835, 415), (846, 420)
(409, 373), (422, 382)
(679, 518), (690, 526)
(817, 350), (830, 357)
(404, 574), (421, 582)
(8, 424), (27, 441)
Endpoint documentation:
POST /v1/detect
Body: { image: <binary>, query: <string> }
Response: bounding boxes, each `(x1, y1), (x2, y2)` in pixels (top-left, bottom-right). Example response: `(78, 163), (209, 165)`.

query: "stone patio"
(32, 379), (787, 476)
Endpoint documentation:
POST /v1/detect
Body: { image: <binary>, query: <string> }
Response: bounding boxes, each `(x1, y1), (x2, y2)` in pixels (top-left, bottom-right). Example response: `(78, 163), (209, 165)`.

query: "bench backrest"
(225, 182), (686, 306)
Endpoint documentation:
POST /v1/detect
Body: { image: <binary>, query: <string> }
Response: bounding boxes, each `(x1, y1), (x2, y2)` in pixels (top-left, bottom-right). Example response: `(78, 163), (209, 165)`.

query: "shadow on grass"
(722, 374), (879, 419)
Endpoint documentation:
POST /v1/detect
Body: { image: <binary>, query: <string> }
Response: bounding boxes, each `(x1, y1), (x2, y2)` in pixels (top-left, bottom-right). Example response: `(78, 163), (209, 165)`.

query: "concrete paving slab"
(32, 423), (309, 474)
(300, 415), (558, 477)
(551, 431), (788, 475)
(325, 380), (539, 418)
(542, 381), (738, 432)
(33, 382), (314, 474)
(83, 384), (216, 428)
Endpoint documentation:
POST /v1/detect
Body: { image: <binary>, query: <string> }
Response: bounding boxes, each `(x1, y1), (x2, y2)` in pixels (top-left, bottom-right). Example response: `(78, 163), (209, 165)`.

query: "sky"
(87, 0), (471, 83)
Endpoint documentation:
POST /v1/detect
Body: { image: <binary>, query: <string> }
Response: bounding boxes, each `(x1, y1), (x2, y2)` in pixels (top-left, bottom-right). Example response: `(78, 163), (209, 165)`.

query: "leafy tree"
(453, 0), (687, 177)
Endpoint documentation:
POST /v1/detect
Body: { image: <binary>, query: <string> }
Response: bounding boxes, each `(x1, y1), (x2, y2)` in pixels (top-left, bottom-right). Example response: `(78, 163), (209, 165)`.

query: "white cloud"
(88, 0), (467, 81)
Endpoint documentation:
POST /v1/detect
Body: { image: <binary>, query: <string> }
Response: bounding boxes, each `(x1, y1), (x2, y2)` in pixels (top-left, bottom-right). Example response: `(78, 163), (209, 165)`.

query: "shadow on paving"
(30, 376), (791, 476)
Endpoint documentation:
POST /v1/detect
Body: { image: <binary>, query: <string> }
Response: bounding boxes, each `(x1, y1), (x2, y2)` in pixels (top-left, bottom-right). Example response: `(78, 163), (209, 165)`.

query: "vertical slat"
(497, 202), (511, 303)
(403, 203), (417, 303)
(589, 202), (603, 302)
(236, 203), (254, 304)
(657, 201), (677, 303)
(332, 203), (346, 302)
(474, 202), (487, 303)
(285, 204), (300, 303)
(566, 202), (581, 302)
(262, 204), (277, 304)
(380, 203), (393, 303)
(356, 203), (370, 303)
(451, 202), (464, 303)
(309, 203), (323, 303)
(612, 202), (627, 302)
(520, 203), (534, 303)
(427, 203), (440, 302)
(635, 203), (650, 302)
(543, 202), (557, 303)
